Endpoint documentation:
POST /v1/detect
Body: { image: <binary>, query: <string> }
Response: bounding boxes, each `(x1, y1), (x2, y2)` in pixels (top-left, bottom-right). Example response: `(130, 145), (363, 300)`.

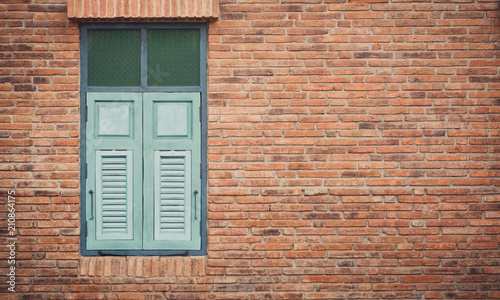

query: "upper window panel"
(147, 30), (200, 87)
(87, 30), (141, 87)
(87, 29), (200, 87)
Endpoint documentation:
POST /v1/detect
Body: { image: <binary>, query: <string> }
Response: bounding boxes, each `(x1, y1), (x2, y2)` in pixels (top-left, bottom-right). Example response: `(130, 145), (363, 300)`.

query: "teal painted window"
(86, 92), (201, 251)
(142, 93), (201, 250)
(87, 30), (141, 87)
(82, 24), (206, 255)
(86, 93), (144, 251)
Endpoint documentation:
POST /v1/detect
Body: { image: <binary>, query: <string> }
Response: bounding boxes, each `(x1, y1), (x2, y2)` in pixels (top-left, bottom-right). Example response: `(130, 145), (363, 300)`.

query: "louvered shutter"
(143, 93), (201, 250)
(154, 151), (192, 241)
(95, 151), (133, 240)
(86, 93), (143, 250)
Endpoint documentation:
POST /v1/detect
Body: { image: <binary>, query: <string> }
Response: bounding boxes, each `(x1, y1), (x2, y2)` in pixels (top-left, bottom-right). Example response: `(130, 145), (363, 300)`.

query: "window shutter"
(143, 93), (201, 250)
(86, 93), (143, 250)
(154, 151), (192, 241)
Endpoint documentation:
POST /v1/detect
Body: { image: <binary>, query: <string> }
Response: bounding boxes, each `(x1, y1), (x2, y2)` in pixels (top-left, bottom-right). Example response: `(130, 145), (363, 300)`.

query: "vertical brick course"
(1, 0), (500, 299)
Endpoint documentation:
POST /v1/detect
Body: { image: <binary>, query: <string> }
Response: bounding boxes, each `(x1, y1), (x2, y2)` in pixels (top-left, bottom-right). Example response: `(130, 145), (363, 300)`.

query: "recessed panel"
(156, 102), (191, 138)
(97, 102), (131, 137)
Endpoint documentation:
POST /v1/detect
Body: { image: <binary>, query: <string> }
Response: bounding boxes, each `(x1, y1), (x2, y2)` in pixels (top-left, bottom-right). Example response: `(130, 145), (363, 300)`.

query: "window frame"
(80, 23), (208, 256)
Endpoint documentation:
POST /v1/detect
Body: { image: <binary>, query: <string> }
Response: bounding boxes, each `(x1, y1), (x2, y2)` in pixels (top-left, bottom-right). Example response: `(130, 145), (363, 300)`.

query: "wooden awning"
(67, 0), (219, 20)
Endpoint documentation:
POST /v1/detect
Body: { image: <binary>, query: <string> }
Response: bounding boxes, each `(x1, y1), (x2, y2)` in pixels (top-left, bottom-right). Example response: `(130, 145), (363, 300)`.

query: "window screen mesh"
(88, 30), (141, 87)
(147, 30), (200, 87)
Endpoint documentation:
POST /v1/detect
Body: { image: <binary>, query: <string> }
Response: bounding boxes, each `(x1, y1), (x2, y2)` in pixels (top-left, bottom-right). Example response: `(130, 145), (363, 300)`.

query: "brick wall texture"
(1, 0), (500, 299)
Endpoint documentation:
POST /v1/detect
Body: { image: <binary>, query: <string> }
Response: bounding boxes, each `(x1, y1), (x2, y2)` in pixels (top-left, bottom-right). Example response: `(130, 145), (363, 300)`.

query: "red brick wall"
(1, 0), (500, 299)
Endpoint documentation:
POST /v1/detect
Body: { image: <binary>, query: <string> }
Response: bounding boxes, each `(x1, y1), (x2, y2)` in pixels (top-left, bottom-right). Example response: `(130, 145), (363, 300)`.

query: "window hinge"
(200, 163), (202, 179)
(85, 163), (88, 179)
(85, 106), (88, 122)
(199, 106), (202, 122)
(85, 221), (88, 237)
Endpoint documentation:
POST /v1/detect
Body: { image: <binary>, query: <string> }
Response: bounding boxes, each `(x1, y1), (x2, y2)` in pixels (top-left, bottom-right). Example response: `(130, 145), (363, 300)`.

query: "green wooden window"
(81, 24), (206, 255)
(86, 93), (201, 251)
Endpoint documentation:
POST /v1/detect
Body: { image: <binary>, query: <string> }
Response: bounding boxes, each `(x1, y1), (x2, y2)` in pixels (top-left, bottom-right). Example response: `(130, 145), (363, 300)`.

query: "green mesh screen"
(87, 30), (141, 87)
(147, 30), (200, 87)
